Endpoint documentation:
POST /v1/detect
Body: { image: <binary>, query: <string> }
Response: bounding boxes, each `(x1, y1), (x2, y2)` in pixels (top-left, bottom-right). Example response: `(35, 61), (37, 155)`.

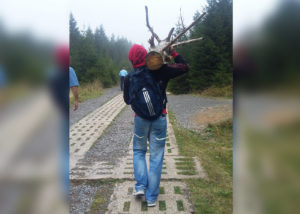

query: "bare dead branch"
(162, 12), (206, 52)
(148, 35), (155, 48)
(172, 37), (204, 48)
(166, 28), (174, 42)
(145, 6), (161, 42)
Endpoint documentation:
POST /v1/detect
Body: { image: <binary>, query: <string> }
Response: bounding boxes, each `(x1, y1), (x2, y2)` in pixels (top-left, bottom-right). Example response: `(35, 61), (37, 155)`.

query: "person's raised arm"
(160, 46), (189, 80)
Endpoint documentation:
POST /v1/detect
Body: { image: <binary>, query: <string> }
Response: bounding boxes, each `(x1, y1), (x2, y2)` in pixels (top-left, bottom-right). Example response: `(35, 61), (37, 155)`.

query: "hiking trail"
(70, 92), (208, 213)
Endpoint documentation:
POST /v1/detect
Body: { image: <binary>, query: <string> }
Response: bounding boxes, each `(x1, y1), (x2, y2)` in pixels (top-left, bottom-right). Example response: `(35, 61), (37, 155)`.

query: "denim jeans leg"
(133, 116), (150, 192)
(145, 115), (167, 202)
(120, 76), (124, 91)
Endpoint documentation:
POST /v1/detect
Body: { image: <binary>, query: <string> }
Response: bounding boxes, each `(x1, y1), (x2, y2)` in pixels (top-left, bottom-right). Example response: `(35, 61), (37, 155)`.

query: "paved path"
(71, 116), (206, 180)
(70, 93), (208, 213)
(70, 93), (126, 170)
(104, 114), (206, 213)
(1, 90), (68, 214)
(70, 87), (121, 126)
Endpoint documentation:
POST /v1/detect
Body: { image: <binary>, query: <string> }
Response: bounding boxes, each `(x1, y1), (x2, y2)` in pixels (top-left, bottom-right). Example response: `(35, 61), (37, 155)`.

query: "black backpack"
(128, 67), (164, 120)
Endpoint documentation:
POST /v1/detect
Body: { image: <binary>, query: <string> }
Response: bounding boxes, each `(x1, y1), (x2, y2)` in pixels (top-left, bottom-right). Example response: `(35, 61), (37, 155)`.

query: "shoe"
(147, 201), (156, 207)
(133, 190), (145, 197)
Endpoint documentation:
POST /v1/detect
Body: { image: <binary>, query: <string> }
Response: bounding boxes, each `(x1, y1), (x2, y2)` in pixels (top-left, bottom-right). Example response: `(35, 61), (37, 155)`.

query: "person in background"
(0, 63), (7, 89)
(119, 67), (128, 91)
(69, 66), (79, 111)
(0, 62), (8, 106)
(48, 44), (70, 201)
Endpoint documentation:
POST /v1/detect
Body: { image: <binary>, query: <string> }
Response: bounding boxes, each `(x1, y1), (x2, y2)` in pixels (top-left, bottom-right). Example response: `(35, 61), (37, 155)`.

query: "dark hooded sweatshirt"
(124, 44), (189, 114)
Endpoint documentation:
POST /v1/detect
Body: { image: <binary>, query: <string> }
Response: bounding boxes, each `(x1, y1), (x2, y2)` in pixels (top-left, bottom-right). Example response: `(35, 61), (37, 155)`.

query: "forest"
(69, 14), (132, 88)
(69, 0), (232, 93)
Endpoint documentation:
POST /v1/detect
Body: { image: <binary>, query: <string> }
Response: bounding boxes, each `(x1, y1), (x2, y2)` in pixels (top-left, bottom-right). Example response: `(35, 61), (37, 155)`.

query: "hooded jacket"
(124, 44), (189, 114)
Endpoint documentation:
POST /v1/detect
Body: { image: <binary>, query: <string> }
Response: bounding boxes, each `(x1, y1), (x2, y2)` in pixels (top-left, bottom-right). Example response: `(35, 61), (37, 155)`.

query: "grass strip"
(123, 202), (130, 212)
(141, 201), (148, 211)
(174, 186), (181, 194)
(159, 201), (166, 211)
(176, 200), (184, 211)
(159, 187), (165, 194)
(168, 110), (233, 213)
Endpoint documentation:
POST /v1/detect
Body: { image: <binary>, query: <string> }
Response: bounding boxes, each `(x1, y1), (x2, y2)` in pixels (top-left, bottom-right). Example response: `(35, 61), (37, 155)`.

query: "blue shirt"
(119, 69), (128, 77)
(69, 66), (79, 87)
(0, 66), (7, 88)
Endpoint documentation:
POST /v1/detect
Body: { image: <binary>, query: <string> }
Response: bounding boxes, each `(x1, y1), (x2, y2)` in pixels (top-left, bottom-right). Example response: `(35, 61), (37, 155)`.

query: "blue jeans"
(120, 76), (125, 91)
(133, 115), (167, 203)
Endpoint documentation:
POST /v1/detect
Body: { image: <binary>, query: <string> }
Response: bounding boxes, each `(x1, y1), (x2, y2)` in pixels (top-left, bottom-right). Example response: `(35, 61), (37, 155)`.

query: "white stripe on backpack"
(142, 88), (155, 116)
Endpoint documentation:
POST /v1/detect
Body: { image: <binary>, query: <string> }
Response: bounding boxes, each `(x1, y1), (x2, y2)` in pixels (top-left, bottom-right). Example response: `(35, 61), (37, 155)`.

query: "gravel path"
(70, 180), (116, 214)
(70, 105), (134, 213)
(70, 180), (99, 214)
(167, 95), (232, 131)
(70, 88), (134, 214)
(70, 86), (121, 126)
(80, 106), (134, 165)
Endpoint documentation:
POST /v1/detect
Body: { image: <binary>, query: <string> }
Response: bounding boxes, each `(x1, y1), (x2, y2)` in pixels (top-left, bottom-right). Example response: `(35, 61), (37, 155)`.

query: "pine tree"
(189, 0), (232, 91)
(167, 0), (232, 94)
(168, 12), (192, 94)
(69, 15), (132, 87)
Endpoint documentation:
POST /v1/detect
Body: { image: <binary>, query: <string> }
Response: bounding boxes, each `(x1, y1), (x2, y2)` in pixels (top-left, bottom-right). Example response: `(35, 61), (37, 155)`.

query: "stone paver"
(70, 154), (206, 180)
(70, 115), (206, 180)
(69, 93), (126, 170)
(106, 181), (194, 214)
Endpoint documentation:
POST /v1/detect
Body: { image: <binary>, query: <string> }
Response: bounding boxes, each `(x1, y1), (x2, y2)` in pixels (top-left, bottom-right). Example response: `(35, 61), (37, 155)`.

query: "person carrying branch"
(123, 44), (189, 207)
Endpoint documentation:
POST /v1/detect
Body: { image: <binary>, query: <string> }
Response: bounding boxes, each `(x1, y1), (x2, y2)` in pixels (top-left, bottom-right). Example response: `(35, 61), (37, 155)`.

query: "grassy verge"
(194, 85), (232, 98)
(0, 83), (35, 107)
(72, 179), (120, 214)
(70, 79), (103, 107)
(168, 110), (232, 214)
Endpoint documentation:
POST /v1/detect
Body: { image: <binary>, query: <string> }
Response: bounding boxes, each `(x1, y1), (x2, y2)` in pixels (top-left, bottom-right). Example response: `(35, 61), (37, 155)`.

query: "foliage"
(70, 0), (232, 92)
(168, 110), (232, 213)
(168, 0), (232, 94)
(197, 85), (232, 98)
(0, 25), (52, 85)
(238, 1), (300, 91)
(70, 14), (132, 88)
(70, 79), (102, 107)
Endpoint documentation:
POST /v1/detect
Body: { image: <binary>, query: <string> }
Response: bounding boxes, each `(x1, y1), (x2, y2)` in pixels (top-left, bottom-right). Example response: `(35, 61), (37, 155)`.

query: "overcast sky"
(0, 0), (68, 43)
(233, 0), (280, 43)
(0, 0), (282, 46)
(71, 0), (207, 47)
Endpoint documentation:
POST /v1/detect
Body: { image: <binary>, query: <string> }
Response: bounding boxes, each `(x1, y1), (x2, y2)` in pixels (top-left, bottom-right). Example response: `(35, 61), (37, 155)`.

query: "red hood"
(54, 44), (69, 69)
(128, 44), (147, 68)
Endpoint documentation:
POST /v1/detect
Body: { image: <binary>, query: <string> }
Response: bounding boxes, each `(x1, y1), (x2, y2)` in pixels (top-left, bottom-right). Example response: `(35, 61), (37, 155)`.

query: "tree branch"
(172, 37), (204, 48)
(145, 6), (161, 42)
(166, 28), (174, 42)
(162, 12), (206, 52)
